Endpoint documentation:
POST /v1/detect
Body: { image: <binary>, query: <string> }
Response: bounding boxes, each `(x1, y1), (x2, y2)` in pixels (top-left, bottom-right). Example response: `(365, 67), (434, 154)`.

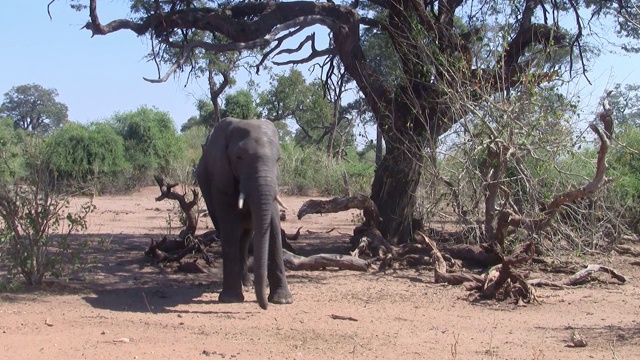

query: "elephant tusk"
(238, 192), (245, 209)
(275, 195), (289, 210)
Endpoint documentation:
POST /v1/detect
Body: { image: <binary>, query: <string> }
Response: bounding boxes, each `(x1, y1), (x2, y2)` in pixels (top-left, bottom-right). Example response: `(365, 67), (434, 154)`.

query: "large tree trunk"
(370, 134), (424, 245)
(375, 126), (383, 167)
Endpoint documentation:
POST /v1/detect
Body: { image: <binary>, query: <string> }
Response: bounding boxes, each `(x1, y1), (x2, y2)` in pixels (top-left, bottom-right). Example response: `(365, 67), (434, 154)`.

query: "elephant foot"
(268, 288), (293, 304)
(219, 290), (244, 303)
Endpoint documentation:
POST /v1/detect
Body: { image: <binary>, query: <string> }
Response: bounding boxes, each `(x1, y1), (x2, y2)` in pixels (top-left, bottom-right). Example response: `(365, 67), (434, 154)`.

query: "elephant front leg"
(239, 228), (252, 287)
(218, 218), (245, 304)
(267, 207), (293, 304)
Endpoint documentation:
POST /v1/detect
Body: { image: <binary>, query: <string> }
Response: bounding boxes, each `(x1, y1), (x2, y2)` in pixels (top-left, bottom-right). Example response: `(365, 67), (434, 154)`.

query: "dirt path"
(1, 187), (639, 359)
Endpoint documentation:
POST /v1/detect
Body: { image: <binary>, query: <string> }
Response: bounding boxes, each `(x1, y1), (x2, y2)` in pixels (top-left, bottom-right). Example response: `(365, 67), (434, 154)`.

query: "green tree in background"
(609, 83), (640, 128)
(258, 70), (353, 151)
(44, 122), (129, 188)
(181, 99), (214, 133)
(0, 84), (68, 134)
(111, 106), (182, 178)
(0, 117), (28, 182)
(221, 89), (260, 119)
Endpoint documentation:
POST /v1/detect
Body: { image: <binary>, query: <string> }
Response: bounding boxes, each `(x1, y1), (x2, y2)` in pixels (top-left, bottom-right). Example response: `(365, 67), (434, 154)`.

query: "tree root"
(613, 244), (640, 257)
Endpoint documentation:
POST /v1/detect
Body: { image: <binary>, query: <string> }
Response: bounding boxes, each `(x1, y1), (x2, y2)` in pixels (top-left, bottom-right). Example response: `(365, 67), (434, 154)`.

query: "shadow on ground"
(81, 283), (221, 314)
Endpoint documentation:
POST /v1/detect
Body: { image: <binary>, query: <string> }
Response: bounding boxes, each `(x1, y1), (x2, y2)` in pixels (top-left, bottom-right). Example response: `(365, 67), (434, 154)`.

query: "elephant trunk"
(243, 172), (276, 310)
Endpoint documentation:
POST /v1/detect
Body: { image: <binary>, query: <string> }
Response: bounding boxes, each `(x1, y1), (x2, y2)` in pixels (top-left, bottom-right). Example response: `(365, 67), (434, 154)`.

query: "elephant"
(195, 117), (293, 310)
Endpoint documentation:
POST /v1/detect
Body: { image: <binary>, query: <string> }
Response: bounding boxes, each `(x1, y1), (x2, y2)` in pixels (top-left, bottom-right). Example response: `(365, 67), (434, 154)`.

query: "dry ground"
(1, 187), (639, 360)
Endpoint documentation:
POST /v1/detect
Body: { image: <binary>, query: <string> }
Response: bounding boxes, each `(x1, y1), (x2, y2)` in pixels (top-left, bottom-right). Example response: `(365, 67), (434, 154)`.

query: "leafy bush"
(608, 126), (640, 233)
(0, 117), (28, 183)
(0, 138), (94, 286)
(44, 122), (129, 192)
(111, 106), (183, 185)
(279, 142), (374, 196)
(174, 124), (210, 184)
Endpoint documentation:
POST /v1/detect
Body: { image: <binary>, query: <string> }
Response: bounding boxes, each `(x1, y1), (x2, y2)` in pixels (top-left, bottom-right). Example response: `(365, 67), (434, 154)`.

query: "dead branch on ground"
(298, 194), (381, 228)
(154, 175), (200, 237)
(145, 234), (216, 266)
(613, 244), (640, 257)
(281, 250), (371, 271)
(528, 264), (627, 287)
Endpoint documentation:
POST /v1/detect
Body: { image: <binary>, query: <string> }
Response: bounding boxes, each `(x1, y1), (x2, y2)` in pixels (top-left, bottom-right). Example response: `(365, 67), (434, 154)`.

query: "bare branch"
(144, 16), (340, 83)
(496, 91), (614, 237)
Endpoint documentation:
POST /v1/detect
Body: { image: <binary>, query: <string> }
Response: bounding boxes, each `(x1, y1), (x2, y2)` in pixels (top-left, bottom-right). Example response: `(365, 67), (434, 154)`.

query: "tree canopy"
(0, 84), (68, 134)
(59, 0), (640, 243)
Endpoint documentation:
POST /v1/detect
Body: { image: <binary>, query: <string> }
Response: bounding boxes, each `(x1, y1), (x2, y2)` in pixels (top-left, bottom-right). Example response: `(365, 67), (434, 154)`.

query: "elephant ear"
(207, 119), (235, 193)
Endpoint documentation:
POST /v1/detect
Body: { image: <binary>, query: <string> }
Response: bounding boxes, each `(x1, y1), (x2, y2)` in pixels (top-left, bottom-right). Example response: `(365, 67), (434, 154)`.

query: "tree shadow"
(2, 225), (364, 311)
(81, 283), (213, 314)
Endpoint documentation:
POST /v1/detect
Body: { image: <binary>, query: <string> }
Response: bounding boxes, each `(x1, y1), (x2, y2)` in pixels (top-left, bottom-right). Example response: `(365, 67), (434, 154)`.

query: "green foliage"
(176, 124), (210, 183)
(608, 125), (640, 233)
(0, 138), (95, 286)
(181, 99), (214, 133)
(111, 106), (183, 183)
(608, 83), (640, 127)
(0, 84), (68, 134)
(279, 142), (374, 196)
(0, 117), (28, 182)
(221, 89), (260, 119)
(258, 69), (353, 150)
(44, 122), (129, 190)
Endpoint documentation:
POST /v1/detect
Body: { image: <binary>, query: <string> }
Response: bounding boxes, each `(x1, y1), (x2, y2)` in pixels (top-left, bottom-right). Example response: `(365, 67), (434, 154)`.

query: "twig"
(142, 292), (153, 313)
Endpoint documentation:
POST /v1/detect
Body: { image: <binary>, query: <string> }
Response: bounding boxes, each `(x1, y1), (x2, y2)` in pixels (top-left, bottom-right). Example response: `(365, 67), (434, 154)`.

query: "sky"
(1, 1), (640, 130)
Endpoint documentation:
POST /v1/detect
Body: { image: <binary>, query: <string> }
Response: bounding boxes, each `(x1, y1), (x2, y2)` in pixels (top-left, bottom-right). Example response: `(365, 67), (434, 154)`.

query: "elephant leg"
(218, 212), (245, 303)
(239, 227), (252, 287)
(267, 204), (293, 304)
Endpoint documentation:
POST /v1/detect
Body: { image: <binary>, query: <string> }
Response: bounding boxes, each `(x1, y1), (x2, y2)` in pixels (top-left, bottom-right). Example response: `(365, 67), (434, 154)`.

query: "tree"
(258, 69), (353, 152)
(181, 99), (214, 133)
(44, 122), (129, 185)
(0, 84), (68, 134)
(221, 89), (260, 119)
(110, 106), (181, 178)
(0, 117), (28, 182)
(608, 83), (640, 128)
(62, 0), (640, 243)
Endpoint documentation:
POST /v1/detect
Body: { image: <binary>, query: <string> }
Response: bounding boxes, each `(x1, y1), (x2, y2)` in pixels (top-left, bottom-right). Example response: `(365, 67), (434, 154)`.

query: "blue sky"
(1, 2), (639, 129)
(0, 1), (220, 127)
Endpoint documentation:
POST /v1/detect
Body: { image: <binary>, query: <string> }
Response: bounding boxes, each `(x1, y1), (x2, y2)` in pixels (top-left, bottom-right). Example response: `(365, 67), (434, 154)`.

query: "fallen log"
(613, 244), (640, 257)
(297, 194), (381, 228)
(528, 264), (627, 287)
(282, 250), (371, 271)
(248, 250), (372, 272)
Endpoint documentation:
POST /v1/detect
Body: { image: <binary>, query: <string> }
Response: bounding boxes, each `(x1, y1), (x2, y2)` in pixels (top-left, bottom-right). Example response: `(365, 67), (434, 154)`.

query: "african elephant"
(195, 117), (293, 310)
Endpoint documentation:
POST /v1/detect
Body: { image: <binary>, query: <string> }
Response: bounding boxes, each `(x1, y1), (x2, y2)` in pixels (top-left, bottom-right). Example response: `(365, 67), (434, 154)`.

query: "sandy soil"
(1, 186), (639, 360)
